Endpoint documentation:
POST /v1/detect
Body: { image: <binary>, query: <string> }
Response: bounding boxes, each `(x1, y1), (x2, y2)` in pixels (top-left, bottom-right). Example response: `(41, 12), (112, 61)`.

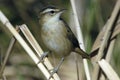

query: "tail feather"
(74, 48), (90, 59)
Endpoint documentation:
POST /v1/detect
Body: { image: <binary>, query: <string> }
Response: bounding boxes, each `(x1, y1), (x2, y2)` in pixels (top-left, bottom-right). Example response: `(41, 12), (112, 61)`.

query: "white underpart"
(41, 14), (72, 57)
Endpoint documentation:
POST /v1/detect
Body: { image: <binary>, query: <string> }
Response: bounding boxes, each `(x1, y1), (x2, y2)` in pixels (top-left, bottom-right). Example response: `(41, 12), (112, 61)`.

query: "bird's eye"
(50, 11), (55, 14)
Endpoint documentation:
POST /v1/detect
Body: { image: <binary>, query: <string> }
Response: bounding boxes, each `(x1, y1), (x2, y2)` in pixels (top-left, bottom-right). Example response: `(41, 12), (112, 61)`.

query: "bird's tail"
(74, 48), (90, 59)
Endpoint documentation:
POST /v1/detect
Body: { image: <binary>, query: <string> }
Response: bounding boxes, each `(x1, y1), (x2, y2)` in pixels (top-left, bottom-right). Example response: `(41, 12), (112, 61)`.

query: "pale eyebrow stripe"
(42, 9), (54, 14)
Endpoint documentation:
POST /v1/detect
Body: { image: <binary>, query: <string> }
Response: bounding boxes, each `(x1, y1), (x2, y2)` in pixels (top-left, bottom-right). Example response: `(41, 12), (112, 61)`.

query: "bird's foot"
(37, 51), (49, 64)
(48, 67), (59, 80)
(48, 57), (64, 80)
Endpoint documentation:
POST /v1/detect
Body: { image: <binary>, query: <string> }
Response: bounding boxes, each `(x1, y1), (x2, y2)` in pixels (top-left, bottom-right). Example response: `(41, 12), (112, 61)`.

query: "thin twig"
(3, 75), (7, 80)
(0, 26), (19, 78)
(76, 59), (80, 80)
(0, 37), (16, 78)
(92, 0), (120, 80)
(0, 46), (2, 66)
(70, 0), (91, 80)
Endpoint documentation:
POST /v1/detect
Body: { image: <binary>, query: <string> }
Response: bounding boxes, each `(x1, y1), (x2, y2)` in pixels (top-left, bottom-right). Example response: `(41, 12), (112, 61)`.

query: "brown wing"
(60, 18), (80, 48)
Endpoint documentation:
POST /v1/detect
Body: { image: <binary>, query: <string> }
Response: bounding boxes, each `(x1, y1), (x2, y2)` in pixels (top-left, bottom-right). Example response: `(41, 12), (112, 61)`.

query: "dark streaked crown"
(38, 6), (61, 19)
(40, 6), (57, 12)
(39, 6), (58, 14)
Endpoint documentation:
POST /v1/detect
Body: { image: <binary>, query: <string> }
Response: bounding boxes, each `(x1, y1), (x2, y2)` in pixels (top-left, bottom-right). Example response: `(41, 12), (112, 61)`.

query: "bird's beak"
(59, 9), (67, 14)
(56, 9), (66, 17)
(52, 9), (67, 20)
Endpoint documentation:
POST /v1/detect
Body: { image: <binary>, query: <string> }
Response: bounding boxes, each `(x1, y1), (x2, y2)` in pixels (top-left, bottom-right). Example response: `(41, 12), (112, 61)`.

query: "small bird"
(39, 6), (90, 79)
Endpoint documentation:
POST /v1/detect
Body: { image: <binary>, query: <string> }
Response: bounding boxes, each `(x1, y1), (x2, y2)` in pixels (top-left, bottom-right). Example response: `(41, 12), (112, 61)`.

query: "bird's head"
(39, 6), (66, 23)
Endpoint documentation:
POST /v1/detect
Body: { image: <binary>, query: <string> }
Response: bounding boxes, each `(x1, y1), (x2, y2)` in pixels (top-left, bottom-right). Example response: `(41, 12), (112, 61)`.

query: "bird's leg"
(37, 51), (49, 64)
(48, 57), (64, 80)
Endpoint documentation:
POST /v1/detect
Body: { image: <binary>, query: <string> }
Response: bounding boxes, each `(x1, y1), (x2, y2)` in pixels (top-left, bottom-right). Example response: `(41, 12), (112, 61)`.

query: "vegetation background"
(0, 0), (119, 80)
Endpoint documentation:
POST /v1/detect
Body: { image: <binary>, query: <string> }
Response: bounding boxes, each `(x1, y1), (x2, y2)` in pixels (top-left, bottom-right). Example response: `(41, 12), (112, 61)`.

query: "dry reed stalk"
(92, 0), (120, 80)
(0, 26), (20, 78)
(19, 24), (60, 80)
(0, 10), (60, 80)
(98, 59), (120, 80)
(70, 0), (91, 80)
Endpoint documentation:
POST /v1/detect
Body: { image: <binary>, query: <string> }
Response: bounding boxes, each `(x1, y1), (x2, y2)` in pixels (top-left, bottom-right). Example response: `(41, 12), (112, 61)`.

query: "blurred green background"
(0, 0), (120, 80)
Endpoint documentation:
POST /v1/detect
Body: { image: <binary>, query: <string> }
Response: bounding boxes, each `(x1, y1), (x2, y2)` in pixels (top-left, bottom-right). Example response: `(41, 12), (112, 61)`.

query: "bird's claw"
(48, 57), (64, 80)
(37, 51), (49, 64)
(48, 67), (58, 80)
